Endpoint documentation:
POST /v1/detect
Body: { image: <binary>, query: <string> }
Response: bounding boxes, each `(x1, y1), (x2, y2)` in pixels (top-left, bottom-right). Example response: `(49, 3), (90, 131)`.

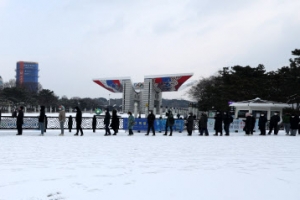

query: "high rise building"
(16, 61), (39, 92)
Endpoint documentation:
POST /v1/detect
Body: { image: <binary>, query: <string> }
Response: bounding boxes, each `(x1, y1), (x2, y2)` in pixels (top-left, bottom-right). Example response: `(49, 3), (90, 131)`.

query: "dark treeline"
(188, 49), (300, 111)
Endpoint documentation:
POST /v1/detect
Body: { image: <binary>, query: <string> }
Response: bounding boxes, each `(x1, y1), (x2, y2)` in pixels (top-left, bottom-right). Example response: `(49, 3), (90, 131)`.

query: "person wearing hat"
(186, 112), (194, 136)
(58, 105), (66, 136)
(16, 106), (24, 135)
(268, 112), (281, 135)
(127, 111), (135, 136)
(146, 110), (156, 136)
(38, 106), (46, 136)
(214, 111), (223, 136)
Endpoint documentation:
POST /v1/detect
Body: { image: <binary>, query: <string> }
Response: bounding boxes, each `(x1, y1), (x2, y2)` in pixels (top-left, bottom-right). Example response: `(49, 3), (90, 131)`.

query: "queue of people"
(7, 106), (299, 136)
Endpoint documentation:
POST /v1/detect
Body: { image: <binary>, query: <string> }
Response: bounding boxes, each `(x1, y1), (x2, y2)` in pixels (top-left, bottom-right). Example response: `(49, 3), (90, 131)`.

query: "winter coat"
(92, 116), (97, 129)
(166, 112), (175, 127)
(147, 113), (156, 126)
(75, 107), (82, 125)
(290, 115), (299, 129)
(111, 112), (120, 130)
(214, 113), (223, 131)
(270, 115), (280, 126)
(16, 110), (24, 126)
(128, 115), (135, 129)
(223, 114), (232, 125)
(251, 116), (256, 129)
(38, 106), (45, 123)
(282, 115), (290, 124)
(258, 116), (267, 129)
(186, 115), (194, 132)
(104, 111), (111, 125)
(199, 114), (208, 129)
(58, 110), (66, 122)
(243, 116), (252, 132)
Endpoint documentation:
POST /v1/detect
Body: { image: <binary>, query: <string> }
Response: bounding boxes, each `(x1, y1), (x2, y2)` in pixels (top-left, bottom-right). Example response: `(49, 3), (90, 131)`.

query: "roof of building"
(229, 97), (290, 108)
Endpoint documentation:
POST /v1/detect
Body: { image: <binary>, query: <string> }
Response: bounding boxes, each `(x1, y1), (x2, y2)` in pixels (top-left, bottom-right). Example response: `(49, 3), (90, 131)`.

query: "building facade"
(16, 61), (39, 93)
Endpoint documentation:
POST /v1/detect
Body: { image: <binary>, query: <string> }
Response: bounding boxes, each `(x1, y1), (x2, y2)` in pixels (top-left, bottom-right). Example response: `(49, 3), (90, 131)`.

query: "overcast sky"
(0, 0), (299, 101)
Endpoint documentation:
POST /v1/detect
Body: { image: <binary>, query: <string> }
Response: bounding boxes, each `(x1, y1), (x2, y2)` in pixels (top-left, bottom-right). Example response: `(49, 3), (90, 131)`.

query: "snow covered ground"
(0, 130), (299, 200)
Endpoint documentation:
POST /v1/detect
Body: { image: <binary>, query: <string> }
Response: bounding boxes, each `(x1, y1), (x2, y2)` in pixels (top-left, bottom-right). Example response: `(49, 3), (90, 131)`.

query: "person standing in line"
(199, 112), (209, 136)
(92, 115), (97, 133)
(74, 106), (83, 136)
(128, 111), (135, 136)
(223, 111), (232, 136)
(282, 113), (291, 135)
(290, 113), (298, 136)
(58, 105), (66, 136)
(111, 109), (120, 135)
(38, 106), (46, 136)
(258, 113), (267, 135)
(268, 112), (281, 135)
(16, 106), (24, 135)
(146, 110), (156, 136)
(68, 115), (73, 132)
(164, 110), (174, 136)
(104, 108), (111, 136)
(243, 113), (252, 135)
(214, 111), (223, 136)
(250, 113), (256, 135)
(186, 113), (194, 136)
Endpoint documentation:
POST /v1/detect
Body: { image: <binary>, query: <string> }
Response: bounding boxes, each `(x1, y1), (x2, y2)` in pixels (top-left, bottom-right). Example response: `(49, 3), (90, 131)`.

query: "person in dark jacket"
(111, 109), (120, 135)
(16, 106), (24, 135)
(74, 106), (83, 136)
(186, 113), (194, 136)
(268, 112), (281, 135)
(282, 113), (291, 135)
(290, 113), (299, 136)
(38, 106), (46, 136)
(68, 115), (73, 132)
(146, 110), (156, 136)
(199, 112), (209, 136)
(258, 113), (267, 135)
(44, 115), (47, 133)
(250, 113), (256, 135)
(223, 111), (232, 136)
(104, 108), (111, 136)
(164, 110), (174, 136)
(92, 115), (97, 133)
(243, 113), (252, 135)
(214, 111), (223, 136)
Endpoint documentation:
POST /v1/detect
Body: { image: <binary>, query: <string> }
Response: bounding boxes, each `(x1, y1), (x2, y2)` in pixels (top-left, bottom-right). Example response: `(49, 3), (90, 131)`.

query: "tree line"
(188, 49), (300, 111)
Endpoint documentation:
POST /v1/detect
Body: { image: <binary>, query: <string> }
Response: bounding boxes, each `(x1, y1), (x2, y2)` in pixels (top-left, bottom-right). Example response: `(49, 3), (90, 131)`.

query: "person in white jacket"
(58, 105), (66, 136)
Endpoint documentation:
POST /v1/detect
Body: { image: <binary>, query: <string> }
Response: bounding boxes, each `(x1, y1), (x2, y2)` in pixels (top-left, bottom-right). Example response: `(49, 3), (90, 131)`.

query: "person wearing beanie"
(16, 106), (24, 135)
(58, 105), (66, 136)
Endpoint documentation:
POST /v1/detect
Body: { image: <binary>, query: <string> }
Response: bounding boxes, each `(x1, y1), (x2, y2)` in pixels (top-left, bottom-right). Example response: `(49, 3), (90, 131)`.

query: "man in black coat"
(146, 110), (156, 136)
(258, 113), (267, 135)
(199, 112), (209, 136)
(16, 106), (24, 135)
(214, 111), (223, 136)
(268, 112), (281, 135)
(74, 106), (83, 136)
(243, 113), (252, 135)
(290, 113), (299, 136)
(250, 113), (256, 135)
(223, 111), (232, 136)
(104, 108), (111, 136)
(68, 115), (73, 132)
(38, 106), (45, 136)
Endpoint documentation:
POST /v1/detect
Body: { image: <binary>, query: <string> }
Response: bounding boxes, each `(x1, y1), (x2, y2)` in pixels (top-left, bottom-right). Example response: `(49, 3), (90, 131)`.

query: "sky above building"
(0, 0), (299, 101)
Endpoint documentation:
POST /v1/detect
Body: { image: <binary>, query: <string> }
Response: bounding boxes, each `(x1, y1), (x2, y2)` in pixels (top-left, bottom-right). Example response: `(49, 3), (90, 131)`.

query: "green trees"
(188, 49), (300, 111)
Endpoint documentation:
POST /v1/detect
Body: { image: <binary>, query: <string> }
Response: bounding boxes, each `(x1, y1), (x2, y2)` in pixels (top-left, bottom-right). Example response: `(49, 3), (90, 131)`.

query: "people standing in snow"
(268, 112), (281, 135)
(223, 111), (233, 136)
(258, 113), (267, 135)
(164, 110), (174, 136)
(58, 105), (66, 136)
(243, 113), (252, 135)
(250, 113), (256, 135)
(68, 115), (73, 132)
(38, 106), (46, 136)
(199, 112), (209, 136)
(111, 109), (120, 135)
(290, 113), (298, 136)
(104, 108), (111, 136)
(127, 111), (135, 136)
(214, 111), (223, 136)
(186, 113), (194, 136)
(16, 106), (24, 135)
(146, 110), (156, 136)
(74, 106), (83, 136)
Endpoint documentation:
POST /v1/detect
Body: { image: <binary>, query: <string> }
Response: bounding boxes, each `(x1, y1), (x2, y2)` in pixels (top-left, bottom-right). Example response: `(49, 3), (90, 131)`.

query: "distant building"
(16, 61), (39, 92)
(0, 76), (3, 89)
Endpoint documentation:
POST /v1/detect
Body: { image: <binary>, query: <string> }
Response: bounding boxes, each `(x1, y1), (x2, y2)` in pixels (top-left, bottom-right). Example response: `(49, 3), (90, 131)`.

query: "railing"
(0, 116), (124, 130)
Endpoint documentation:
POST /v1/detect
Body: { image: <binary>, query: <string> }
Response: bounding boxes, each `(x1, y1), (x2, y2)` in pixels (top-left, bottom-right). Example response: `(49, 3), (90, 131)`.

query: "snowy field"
(0, 130), (299, 200)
